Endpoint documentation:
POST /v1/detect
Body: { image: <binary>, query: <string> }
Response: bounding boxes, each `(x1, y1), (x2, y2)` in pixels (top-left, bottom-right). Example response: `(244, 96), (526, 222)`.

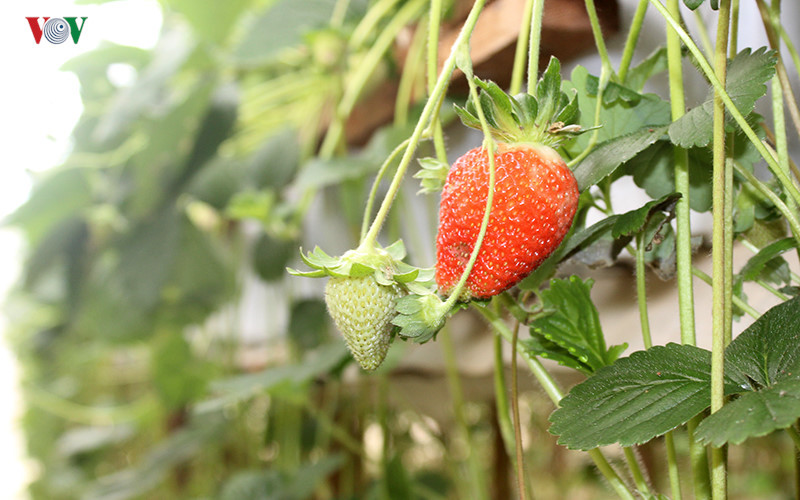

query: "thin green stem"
(440, 58), (497, 309)
(777, 22), (800, 86)
(665, 431), (683, 500)
(510, 0), (535, 96)
(692, 266), (760, 319)
(662, 1), (706, 497)
(692, 10), (715, 61)
(395, 15), (429, 125)
(350, 0), (400, 49)
(664, 0), (698, 349)
(755, 279), (790, 301)
(729, 0), (739, 58)
(441, 325), (489, 499)
(567, 63), (609, 167)
(510, 318), (529, 500)
(733, 161), (800, 249)
(624, 446), (652, 496)
(584, 0), (614, 73)
(493, 334), (517, 456)
(360, 139), (411, 241)
(320, 0), (426, 159)
(618, 0), (649, 83)
(360, 0), (488, 248)
(330, 0), (351, 28)
(710, 3), (732, 499)
(755, 0), (800, 145)
(635, 235), (653, 349)
(477, 305), (636, 500)
(527, 0), (546, 94)
(426, 0), (448, 163)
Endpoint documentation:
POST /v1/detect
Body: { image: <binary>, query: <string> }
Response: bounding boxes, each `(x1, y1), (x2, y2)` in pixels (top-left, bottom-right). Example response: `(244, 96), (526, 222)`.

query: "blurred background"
(2, 0), (798, 499)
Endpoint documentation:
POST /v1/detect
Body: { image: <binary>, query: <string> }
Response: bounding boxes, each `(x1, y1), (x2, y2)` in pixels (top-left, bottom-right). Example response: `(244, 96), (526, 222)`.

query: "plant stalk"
(710, 2), (732, 499)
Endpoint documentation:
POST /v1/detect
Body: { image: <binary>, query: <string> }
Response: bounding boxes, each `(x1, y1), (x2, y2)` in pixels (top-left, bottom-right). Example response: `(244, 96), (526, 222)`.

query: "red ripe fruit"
(434, 59), (582, 300)
(436, 144), (578, 299)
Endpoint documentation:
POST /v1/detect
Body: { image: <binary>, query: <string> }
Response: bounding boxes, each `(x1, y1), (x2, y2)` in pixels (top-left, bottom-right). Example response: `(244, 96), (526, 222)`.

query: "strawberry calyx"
(288, 240), (434, 293)
(454, 57), (582, 149)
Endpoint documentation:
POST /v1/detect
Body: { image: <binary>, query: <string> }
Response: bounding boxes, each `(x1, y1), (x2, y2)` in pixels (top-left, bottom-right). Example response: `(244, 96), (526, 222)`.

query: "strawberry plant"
(8, 0), (800, 498)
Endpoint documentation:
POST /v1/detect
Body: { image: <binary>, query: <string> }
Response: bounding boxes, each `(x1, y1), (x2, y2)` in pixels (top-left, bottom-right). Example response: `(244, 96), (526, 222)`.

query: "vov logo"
(26, 17), (88, 45)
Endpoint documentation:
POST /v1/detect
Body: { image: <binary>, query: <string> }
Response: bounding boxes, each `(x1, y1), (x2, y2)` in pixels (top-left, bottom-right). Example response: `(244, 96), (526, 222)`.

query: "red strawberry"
(435, 60), (581, 300)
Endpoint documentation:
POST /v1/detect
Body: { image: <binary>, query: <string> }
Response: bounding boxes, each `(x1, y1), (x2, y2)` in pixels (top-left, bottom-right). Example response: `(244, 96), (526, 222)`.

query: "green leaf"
(233, 0), (338, 67)
(248, 128), (301, 191)
(393, 294), (447, 343)
(384, 454), (414, 500)
(288, 299), (329, 352)
(218, 457), (343, 500)
(695, 297), (800, 445)
(5, 167), (93, 245)
(186, 157), (246, 210)
(625, 47), (669, 93)
(84, 416), (225, 500)
(200, 343), (349, 411)
(171, 83), (239, 196)
(573, 125), (668, 191)
(697, 380), (800, 446)
(562, 66), (671, 157)
(611, 193), (681, 239)
(253, 231), (297, 282)
(736, 237), (796, 287)
(527, 276), (626, 374)
(722, 297), (800, 390)
(94, 26), (196, 143)
(535, 57), (563, 126)
(164, 0), (251, 45)
(626, 141), (714, 212)
(151, 332), (209, 409)
(585, 76), (642, 105)
(669, 48), (777, 147)
(549, 343), (740, 449)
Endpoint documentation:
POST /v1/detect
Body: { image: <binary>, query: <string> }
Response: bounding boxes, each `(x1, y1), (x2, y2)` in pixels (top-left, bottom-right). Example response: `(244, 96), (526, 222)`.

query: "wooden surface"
(345, 0), (620, 145)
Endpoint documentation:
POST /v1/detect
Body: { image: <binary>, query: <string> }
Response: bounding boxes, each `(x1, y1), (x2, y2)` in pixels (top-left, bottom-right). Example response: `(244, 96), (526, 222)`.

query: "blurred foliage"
(6, 0), (798, 499)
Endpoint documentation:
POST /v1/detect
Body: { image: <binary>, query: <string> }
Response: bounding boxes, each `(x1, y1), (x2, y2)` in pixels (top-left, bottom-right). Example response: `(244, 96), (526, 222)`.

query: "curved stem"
(618, 0), (649, 83)
(440, 53), (497, 309)
(360, 138), (411, 241)
(692, 266), (760, 319)
(476, 305), (637, 500)
(624, 446), (651, 496)
(361, 0), (488, 248)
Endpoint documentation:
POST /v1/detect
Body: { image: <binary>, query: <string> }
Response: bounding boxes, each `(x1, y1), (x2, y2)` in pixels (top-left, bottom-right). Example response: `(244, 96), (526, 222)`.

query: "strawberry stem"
(360, 0), (488, 249)
(441, 59), (497, 309)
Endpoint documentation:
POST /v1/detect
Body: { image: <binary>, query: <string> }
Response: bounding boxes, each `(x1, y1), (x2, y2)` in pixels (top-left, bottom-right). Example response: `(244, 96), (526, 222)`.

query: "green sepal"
(414, 157), (450, 193)
(453, 57), (582, 147)
(393, 293), (452, 343)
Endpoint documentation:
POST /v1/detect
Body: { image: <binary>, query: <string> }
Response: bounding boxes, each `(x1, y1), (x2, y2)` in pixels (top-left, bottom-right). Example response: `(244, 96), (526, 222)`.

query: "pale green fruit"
(324, 276), (401, 371)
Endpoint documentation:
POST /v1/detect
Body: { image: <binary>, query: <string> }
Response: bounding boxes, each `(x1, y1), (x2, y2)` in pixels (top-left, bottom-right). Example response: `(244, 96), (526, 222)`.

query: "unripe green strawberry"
(325, 275), (401, 371)
(434, 59), (582, 300)
(436, 143), (578, 299)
